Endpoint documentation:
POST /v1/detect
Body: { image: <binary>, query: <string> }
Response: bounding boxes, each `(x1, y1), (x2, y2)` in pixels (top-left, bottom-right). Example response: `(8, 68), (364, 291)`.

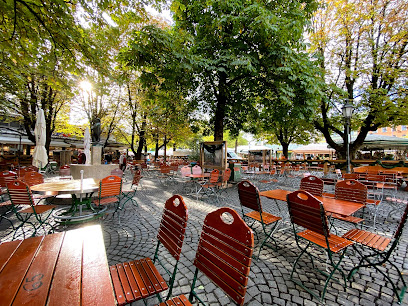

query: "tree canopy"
(310, 0), (408, 158)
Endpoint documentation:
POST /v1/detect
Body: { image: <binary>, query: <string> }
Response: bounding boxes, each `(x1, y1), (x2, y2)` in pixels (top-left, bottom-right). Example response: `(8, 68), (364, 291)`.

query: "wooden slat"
(200, 232), (251, 267)
(178, 294), (193, 305)
(141, 258), (168, 293)
(82, 225), (116, 305)
(135, 259), (155, 295)
(128, 260), (149, 298)
(194, 258), (246, 305)
(115, 263), (134, 304)
(47, 228), (83, 305)
(297, 230), (353, 253)
(109, 265), (127, 306)
(0, 240), (22, 272)
(0, 236), (43, 305)
(196, 243), (249, 287)
(343, 229), (391, 251)
(13, 232), (64, 305)
(203, 225), (253, 258)
(123, 261), (142, 301)
(245, 211), (281, 225)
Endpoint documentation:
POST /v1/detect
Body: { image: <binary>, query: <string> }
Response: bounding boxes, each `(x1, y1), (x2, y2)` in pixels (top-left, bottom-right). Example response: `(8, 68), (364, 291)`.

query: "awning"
(0, 136), (71, 147)
(292, 143), (335, 154)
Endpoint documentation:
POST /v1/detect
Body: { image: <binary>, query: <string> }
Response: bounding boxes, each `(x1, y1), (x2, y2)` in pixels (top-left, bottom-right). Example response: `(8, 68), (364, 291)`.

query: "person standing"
(119, 152), (127, 171)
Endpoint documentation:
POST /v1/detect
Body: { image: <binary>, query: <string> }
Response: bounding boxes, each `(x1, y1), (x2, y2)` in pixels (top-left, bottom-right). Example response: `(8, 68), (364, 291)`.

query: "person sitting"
(78, 150), (86, 164)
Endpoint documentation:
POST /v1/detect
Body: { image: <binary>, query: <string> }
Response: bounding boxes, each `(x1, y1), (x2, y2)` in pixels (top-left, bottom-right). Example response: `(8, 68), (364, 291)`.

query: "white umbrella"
(84, 127), (91, 165)
(32, 109), (48, 169)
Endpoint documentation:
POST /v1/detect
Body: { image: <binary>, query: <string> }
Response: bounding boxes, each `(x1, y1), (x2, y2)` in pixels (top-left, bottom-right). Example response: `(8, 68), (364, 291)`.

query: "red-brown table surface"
(259, 189), (365, 216)
(0, 225), (115, 305)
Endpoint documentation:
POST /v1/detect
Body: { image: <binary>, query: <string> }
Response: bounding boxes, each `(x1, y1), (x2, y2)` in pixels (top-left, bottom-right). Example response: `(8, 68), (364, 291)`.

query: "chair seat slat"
(128, 261), (149, 298)
(297, 229), (353, 253)
(109, 265), (128, 306)
(123, 262), (143, 301)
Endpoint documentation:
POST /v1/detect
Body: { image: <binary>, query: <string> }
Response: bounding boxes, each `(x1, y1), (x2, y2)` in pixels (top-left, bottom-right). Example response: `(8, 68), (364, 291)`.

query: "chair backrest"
(209, 169), (220, 184)
(157, 195), (188, 260)
(0, 171), (17, 188)
(287, 190), (328, 237)
(23, 171), (44, 187)
(300, 175), (323, 197)
(110, 168), (124, 178)
(180, 166), (191, 177)
(222, 168), (231, 183)
(343, 173), (359, 180)
(194, 207), (254, 305)
(335, 179), (367, 204)
(192, 165), (202, 175)
(237, 180), (262, 212)
(99, 175), (122, 198)
(160, 165), (171, 174)
(131, 170), (142, 187)
(7, 180), (35, 207)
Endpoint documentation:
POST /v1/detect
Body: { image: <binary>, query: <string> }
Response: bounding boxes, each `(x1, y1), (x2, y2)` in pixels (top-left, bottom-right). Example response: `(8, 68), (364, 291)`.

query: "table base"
(53, 195), (107, 224)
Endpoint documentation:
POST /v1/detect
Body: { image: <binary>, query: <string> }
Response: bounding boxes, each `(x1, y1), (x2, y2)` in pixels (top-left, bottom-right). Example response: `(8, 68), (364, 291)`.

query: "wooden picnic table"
(0, 225), (116, 305)
(259, 189), (365, 217)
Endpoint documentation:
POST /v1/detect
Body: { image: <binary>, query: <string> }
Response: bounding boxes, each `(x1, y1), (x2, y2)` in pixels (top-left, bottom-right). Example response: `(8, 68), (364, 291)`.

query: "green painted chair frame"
(237, 180), (281, 259)
(0, 171), (17, 230)
(343, 202), (408, 304)
(286, 190), (354, 302)
(119, 169), (142, 210)
(160, 207), (254, 306)
(109, 195), (188, 305)
(7, 180), (56, 239)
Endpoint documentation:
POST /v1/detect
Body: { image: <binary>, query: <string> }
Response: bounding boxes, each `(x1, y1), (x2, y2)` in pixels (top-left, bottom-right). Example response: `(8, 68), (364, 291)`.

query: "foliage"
(171, 0), (319, 140)
(310, 0), (408, 158)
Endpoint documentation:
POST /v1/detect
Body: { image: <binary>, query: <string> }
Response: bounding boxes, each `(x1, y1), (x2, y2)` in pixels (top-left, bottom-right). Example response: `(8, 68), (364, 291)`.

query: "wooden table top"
(31, 178), (99, 195)
(259, 189), (365, 216)
(0, 225), (115, 305)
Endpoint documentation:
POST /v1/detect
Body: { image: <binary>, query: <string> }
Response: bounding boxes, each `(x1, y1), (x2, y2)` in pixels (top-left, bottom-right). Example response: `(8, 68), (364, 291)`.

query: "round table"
(31, 178), (105, 224)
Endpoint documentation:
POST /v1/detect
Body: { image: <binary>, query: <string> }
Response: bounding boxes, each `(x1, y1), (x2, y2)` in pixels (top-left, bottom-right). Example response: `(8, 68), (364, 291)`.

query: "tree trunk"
(235, 139), (238, 153)
(163, 135), (167, 163)
(135, 114), (147, 160)
(154, 136), (159, 161)
(282, 143), (289, 159)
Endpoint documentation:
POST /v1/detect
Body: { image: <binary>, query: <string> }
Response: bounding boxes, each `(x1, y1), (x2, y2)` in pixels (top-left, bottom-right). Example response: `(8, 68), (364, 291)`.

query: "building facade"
(369, 125), (408, 138)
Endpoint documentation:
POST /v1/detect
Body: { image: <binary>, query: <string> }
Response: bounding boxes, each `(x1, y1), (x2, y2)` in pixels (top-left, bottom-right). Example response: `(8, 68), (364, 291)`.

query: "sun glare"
(80, 80), (92, 92)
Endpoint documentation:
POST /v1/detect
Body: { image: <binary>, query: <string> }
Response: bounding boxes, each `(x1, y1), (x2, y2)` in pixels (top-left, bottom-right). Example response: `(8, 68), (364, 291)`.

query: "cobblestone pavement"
(1, 174), (407, 305)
